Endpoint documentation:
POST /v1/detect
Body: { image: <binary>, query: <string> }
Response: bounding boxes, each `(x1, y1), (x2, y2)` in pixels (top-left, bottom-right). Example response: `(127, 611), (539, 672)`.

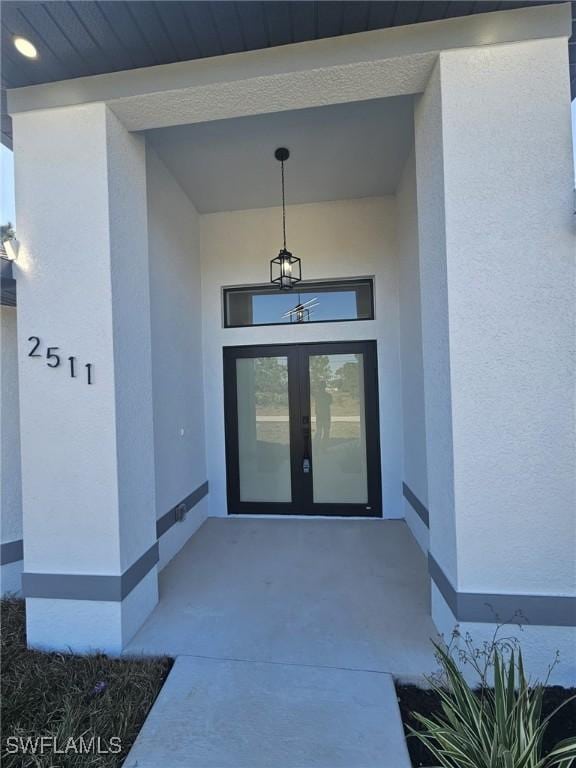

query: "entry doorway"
(224, 341), (381, 517)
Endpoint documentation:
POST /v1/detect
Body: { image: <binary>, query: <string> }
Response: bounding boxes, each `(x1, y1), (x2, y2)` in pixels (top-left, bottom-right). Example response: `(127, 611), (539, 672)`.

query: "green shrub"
(410, 636), (576, 768)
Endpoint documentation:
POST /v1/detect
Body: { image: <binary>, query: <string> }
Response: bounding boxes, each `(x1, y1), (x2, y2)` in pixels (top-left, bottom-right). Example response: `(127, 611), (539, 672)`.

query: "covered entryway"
(124, 516), (436, 767)
(7, 3), (574, 686)
(125, 517), (437, 678)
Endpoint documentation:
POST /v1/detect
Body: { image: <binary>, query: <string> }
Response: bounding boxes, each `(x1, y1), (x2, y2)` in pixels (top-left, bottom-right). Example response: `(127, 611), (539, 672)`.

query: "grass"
(396, 683), (576, 767)
(1, 598), (173, 767)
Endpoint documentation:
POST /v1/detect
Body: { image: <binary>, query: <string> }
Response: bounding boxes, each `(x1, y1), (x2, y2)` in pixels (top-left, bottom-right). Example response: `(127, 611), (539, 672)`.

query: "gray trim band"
(21, 481), (209, 602)
(156, 481), (209, 538)
(1, 539), (23, 565)
(22, 543), (159, 602)
(402, 482), (429, 527)
(428, 554), (576, 628)
(121, 543), (159, 598)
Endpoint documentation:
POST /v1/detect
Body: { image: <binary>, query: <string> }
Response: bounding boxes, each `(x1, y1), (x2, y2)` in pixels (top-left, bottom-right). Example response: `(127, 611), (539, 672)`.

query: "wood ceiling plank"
(366, 2), (397, 30)
(125, 1), (181, 65)
(71, 2), (134, 71)
(290, 1), (316, 43)
(340, 1), (372, 35)
(181, 2), (222, 58)
(153, 2), (202, 62)
(96, 1), (155, 68)
(20, 3), (93, 76)
(209, 1), (245, 54)
(316, 1), (344, 38)
(264, 2), (293, 47)
(235, 2), (268, 51)
(41, 1), (110, 75)
(2, 2), (71, 82)
(393, 1), (423, 26)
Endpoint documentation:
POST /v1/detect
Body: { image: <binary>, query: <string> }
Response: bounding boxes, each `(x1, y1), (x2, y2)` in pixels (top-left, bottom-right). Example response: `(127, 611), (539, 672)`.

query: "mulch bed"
(1, 598), (173, 767)
(396, 683), (576, 767)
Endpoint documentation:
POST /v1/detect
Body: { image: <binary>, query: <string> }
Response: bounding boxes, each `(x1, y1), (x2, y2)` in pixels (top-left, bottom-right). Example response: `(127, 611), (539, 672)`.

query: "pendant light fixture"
(281, 296), (319, 324)
(270, 147), (301, 290)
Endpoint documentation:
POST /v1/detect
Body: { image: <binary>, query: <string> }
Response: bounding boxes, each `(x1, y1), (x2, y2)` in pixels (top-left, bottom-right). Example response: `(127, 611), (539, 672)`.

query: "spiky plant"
(410, 641), (576, 768)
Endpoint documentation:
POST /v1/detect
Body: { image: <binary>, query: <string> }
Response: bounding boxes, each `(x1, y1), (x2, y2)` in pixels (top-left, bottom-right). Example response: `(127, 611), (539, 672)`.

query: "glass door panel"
(236, 356), (292, 502)
(224, 342), (380, 517)
(309, 353), (368, 504)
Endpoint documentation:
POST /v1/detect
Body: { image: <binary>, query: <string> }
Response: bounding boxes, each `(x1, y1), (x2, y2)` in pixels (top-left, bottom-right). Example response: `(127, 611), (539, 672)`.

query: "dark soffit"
(1, 1), (574, 148)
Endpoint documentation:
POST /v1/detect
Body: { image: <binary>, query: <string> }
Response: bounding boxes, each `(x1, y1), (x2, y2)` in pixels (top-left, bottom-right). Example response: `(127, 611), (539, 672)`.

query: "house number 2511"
(27, 336), (94, 385)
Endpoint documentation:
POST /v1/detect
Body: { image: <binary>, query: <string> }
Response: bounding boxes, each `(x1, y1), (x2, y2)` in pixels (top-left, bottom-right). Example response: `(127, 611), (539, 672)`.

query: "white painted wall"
(0, 306), (23, 594)
(146, 146), (208, 569)
(200, 197), (403, 520)
(415, 38), (576, 685)
(441, 38), (575, 598)
(13, 103), (158, 652)
(396, 150), (429, 553)
(414, 60), (458, 586)
(107, 110), (158, 576)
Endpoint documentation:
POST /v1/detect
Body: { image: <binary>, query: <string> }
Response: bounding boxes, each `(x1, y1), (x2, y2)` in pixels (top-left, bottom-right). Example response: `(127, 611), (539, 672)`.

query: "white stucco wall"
(0, 306), (23, 594)
(396, 150), (429, 553)
(13, 103), (158, 652)
(146, 146), (208, 569)
(200, 197), (403, 520)
(14, 104), (157, 577)
(415, 37), (575, 685)
(414, 60), (458, 585)
(440, 38), (575, 598)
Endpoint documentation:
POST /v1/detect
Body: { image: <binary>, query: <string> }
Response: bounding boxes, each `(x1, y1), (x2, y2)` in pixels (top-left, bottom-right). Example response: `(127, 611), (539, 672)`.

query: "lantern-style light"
(293, 303), (309, 323)
(270, 148), (301, 290)
(281, 296), (319, 324)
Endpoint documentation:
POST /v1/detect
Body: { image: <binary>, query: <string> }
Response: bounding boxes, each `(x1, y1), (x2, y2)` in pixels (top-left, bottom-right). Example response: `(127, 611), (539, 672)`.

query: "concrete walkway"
(124, 519), (437, 767)
(124, 656), (411, 768)
(126, 518), (438, 676)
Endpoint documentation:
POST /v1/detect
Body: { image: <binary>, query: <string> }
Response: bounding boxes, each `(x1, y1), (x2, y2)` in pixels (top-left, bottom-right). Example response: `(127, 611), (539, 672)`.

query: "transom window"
(223, 279), (374, 328)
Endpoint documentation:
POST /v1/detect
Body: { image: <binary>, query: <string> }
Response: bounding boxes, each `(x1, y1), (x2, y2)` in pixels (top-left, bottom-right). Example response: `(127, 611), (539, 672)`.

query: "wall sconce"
(2, 239), (20, 262)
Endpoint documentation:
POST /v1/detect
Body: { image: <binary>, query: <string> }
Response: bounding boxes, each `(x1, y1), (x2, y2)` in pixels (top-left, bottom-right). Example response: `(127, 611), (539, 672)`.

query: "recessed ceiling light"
(14, 36), (38, 59)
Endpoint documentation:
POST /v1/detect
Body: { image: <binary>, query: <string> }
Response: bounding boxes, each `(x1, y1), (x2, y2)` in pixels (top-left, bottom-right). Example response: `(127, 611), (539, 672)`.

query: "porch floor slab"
(125, 518), (439, 678)
(123, 655), (411, 768)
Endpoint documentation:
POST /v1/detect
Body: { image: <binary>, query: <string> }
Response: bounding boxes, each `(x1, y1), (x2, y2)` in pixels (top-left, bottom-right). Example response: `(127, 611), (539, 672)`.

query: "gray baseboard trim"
(20, 481), (210, 602)
(402, 483), (429, 527)
(1, 539), (23, 565)
(156, 481), (209, 538)
(428, 554), (576, 628)
(22, 543), (159, 602)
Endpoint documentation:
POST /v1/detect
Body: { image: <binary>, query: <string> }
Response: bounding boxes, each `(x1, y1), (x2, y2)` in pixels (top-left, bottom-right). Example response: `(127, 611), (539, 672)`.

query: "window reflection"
(236, 357), (292, 503)
(225, 280), (373, 327)
(309, 354), (368, 504)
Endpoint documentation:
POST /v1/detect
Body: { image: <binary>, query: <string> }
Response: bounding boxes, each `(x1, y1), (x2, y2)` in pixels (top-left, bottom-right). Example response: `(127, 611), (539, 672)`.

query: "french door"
(223, 341), (381, 517)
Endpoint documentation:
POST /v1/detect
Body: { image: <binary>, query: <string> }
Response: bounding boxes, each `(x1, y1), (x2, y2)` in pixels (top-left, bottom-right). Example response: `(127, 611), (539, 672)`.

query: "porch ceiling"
(146, 96), (414, 212)
(2, 1), (574, 149)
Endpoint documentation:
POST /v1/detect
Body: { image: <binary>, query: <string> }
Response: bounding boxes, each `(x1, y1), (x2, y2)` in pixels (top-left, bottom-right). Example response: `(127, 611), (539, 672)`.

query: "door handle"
(302, 457), (311, 474)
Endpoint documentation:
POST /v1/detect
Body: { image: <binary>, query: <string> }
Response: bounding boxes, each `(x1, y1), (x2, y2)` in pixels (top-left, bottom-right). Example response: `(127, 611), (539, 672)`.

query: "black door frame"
(223, 340), (382, 518)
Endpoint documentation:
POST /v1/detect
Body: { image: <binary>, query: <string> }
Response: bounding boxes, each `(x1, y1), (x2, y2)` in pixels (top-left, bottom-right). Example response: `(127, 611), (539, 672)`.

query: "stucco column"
(414, 39), (575, 683)
(12, 103), (158, 652)
(1, 303), (23, 595)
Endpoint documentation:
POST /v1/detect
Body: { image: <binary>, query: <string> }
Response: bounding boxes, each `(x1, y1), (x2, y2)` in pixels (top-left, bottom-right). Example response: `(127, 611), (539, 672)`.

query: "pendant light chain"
(281, 157), (287, 251)
(270, 146), (301, 290)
